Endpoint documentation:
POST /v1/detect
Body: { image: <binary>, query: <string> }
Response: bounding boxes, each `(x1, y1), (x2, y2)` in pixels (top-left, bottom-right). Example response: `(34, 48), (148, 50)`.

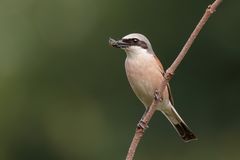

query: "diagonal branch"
(126, 0), (222, 160)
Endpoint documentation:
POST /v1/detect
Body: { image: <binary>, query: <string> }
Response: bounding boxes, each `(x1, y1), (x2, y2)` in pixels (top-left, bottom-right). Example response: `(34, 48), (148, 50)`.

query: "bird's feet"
(137, 120), (149, 130)
(154, 89), (161, 101)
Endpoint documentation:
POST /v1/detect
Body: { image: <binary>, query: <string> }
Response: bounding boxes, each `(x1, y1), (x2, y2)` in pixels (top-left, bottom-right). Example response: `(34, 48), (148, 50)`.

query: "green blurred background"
(0, 0), (239, 160)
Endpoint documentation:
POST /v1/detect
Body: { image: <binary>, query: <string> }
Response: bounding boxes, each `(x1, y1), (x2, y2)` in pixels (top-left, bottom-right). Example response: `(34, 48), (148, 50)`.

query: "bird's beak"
(109, 38), (129, 49)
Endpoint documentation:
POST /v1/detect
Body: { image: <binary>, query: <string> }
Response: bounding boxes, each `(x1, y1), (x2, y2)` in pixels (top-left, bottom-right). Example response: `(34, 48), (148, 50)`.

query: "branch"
(126, 0), (222, 160)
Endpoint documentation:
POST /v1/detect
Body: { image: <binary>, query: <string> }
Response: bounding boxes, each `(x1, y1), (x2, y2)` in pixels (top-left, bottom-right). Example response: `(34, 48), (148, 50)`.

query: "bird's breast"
(125, 53), (168, 108)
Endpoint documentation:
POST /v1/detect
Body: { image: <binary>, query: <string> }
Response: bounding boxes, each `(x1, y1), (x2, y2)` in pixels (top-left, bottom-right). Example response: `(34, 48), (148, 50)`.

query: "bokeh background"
(0, 0), (239, 160)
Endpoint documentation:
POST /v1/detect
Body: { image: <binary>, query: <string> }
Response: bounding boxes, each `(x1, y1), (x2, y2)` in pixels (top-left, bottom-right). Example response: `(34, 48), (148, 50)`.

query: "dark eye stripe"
(122, 38), (136, 43)
(122, 38), (148, 49)
(138, 40), (148, 49)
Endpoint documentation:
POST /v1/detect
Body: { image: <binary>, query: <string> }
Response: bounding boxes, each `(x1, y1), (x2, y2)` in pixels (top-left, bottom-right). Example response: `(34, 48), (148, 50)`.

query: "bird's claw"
(154, 89), (160, 101)
(137, 120), (149, 130)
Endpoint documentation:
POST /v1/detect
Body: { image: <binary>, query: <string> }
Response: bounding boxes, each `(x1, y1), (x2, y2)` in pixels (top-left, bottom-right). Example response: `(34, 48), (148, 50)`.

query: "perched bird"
(109, 33), (197, 142)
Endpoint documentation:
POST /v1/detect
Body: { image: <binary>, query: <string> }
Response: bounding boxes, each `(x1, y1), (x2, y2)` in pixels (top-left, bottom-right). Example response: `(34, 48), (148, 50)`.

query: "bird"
(109, 33), (197, 142)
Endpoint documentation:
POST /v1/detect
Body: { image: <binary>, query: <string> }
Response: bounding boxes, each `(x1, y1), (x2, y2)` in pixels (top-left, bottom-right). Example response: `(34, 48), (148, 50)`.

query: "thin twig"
(126, 0), (222, 160)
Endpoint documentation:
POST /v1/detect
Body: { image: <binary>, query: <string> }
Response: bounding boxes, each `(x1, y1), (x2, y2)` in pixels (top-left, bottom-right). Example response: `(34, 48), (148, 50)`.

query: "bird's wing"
(154, 55), (174, 105)
(167, 83), (174, 105)
(153, 55), (164, 73)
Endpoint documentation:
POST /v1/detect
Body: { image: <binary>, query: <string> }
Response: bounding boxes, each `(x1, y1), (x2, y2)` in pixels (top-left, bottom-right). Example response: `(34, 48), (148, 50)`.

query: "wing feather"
(154, 55), (174, 105)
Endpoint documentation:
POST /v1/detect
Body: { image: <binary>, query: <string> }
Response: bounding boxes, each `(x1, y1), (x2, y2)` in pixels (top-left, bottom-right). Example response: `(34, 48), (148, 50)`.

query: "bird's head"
(109, 33), (154, 56)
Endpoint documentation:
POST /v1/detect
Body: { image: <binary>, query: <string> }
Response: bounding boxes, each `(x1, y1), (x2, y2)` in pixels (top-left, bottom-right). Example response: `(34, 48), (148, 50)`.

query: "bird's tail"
(162, 106), (197, 142)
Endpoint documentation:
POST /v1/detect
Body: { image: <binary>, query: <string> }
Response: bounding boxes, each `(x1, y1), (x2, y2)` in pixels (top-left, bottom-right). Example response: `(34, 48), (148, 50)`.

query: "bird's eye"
(132, 38), (139, 43)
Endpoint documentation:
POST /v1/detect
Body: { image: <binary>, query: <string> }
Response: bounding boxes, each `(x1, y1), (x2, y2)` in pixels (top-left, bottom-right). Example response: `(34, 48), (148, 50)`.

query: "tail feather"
(174, 122), (197, 142)
(162, 106), (197, 142)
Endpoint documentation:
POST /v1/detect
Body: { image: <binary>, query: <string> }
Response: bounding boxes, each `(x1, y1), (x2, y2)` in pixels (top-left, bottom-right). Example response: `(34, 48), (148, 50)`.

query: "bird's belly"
(128, 74), (158, 107)
(125, 55), (168, 108)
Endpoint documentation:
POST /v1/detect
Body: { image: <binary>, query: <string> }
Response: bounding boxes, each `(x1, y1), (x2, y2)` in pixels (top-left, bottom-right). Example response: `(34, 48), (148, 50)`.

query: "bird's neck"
(125, 48), (150, 58)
